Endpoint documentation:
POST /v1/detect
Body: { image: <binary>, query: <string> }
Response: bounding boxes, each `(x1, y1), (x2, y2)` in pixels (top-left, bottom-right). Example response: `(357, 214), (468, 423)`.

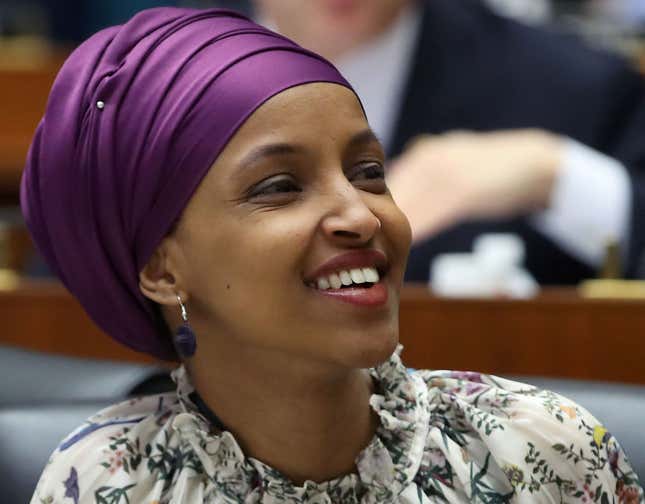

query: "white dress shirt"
(334, 3), (632, 270)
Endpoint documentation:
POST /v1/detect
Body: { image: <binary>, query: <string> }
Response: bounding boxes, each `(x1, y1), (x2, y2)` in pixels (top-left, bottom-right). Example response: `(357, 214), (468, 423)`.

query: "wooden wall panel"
(0, 281), (157, 364)
(0, 62), (61, 199)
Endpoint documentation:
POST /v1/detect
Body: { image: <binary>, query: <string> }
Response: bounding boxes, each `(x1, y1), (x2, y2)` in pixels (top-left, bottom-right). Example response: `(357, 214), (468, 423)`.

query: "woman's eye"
(248, 176), (301, 199)
(354, 163), (385, 180)
(350, 162), (387, 192)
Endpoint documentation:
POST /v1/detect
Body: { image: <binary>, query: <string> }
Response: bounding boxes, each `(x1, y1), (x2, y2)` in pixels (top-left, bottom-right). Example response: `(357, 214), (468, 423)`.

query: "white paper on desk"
(429, 233), (538, 298)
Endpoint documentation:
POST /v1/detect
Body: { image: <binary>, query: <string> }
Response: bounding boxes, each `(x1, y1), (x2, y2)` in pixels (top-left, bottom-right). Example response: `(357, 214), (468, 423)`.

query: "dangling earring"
(174, 294), (196, 358)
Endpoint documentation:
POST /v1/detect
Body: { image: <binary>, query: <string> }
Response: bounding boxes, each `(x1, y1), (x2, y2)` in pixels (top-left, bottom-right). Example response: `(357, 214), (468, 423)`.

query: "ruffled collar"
(170, 346), (430, 503)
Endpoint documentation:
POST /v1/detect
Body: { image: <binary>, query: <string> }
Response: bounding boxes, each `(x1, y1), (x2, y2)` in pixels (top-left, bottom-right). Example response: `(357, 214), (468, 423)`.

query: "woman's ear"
(139, 239), (186, 306)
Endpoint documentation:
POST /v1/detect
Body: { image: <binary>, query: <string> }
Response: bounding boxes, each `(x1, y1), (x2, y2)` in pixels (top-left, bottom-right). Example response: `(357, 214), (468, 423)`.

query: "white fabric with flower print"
(32, 347), (643, 503)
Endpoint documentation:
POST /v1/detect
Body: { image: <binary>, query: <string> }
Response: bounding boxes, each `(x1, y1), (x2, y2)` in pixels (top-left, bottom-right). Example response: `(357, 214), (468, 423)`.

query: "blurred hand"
(386, 130), (564, 243)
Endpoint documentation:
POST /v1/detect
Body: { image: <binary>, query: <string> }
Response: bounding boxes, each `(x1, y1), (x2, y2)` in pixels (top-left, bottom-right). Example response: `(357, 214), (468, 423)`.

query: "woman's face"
(167, 83), (411, 370)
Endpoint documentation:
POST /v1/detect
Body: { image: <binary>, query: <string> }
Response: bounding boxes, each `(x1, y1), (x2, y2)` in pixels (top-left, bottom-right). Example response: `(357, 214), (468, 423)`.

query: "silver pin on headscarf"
(96, 100), (105, 110)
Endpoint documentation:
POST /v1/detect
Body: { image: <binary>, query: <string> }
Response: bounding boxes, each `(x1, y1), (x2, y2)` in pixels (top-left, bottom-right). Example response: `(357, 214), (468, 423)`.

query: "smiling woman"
(21, 7), (643, 504)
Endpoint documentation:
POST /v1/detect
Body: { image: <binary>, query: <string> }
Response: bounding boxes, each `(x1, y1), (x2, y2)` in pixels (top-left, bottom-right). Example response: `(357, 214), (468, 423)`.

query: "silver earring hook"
(176, 294), (188, 323)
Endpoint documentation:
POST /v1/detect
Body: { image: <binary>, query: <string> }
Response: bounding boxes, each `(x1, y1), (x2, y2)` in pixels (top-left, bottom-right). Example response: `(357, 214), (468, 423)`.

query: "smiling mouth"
(304, 266), (389, 307)
(305, 266), (384, 291)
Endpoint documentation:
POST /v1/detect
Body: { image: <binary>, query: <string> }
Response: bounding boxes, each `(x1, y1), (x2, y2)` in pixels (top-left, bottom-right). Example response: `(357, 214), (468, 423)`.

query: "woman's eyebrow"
(347, 129), (381, 149)
(232, 128), (383, 184)
(229, 142), (305, 189)
(238, 129), (381, 168)
(238, 143), (303, 168)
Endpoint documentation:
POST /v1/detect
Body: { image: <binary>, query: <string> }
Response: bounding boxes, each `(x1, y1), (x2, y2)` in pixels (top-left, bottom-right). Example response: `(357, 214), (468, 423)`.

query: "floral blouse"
(32, 347), (643, 503)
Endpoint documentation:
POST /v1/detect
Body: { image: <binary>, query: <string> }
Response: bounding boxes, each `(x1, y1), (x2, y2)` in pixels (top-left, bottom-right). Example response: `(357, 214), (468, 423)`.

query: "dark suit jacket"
(391, 0), (645, 284)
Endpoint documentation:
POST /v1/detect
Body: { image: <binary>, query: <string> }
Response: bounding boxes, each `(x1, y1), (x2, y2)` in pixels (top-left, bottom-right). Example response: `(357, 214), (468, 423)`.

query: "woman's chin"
(340, 330), (399, 369)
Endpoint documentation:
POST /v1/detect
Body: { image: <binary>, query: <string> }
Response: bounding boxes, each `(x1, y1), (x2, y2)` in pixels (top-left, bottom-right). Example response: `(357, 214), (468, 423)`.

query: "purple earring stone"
(174, 294), (196, 358)
(174, 323), (197, 358)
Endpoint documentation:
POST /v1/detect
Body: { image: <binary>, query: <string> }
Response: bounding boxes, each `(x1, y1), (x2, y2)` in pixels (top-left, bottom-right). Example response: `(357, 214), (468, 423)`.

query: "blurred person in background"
(255, 0), (645, 285)
(591, 0), (645, 30)
(9, 0), (249, 43)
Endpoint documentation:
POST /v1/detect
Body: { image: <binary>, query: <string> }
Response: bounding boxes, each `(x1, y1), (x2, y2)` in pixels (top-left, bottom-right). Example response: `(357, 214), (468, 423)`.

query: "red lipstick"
(313, 282), (388, 307)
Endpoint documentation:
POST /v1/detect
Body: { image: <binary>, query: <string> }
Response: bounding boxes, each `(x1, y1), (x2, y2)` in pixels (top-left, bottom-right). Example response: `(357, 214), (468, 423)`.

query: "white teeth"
(362, 267), (379, 283)
(317, 277), (330, 290)
(329, 273), (342, 289)
(350, 268), (366, 284)
(339, 270), (352, 286)
(311, 266), (381, 290)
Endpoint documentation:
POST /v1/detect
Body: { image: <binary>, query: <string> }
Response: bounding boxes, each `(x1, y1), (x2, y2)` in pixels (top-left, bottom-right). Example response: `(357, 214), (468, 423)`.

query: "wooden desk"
(399, 285), (645, 383)
(1, 280), (644, 383)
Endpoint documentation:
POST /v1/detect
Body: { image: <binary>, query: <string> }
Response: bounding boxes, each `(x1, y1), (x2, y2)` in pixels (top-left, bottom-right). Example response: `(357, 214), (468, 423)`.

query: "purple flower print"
(465, 383), (486, 395)
(63, 466), (79, 504)
(449, 371), (484, 383)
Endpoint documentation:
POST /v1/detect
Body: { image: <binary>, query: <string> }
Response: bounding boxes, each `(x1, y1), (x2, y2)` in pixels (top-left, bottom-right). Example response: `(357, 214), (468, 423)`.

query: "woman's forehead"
(221, 83), (369, 156)
(259, 83), (362, 124)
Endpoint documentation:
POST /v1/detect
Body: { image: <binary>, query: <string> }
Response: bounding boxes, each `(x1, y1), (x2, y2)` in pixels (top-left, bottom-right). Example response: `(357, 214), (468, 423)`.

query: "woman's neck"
(188, 345), (379, 485)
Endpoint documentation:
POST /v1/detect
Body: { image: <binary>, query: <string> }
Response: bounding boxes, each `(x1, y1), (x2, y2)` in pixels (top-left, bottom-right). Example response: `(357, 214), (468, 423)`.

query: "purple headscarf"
(20, 8), (354, 360)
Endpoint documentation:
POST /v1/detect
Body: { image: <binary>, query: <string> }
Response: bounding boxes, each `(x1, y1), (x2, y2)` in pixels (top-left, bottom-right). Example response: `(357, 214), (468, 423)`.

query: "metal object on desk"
(579, 280), (645, 299)
(0, 221), (20, 290)
(580, 239), (645, 299)
(599, 239), (622, 280)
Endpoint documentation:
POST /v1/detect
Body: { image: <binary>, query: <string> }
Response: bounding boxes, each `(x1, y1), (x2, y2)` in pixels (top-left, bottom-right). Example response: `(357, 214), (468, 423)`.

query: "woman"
(23, 7), (642, 504)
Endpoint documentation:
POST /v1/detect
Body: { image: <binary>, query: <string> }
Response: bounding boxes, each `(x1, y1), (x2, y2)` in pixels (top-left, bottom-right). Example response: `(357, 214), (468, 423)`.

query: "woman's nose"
(320, 185), (382, 244)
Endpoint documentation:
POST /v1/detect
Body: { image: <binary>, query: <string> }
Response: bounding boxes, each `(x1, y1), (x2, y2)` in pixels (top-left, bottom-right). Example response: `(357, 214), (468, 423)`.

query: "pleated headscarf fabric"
(20, 7), (353, 360)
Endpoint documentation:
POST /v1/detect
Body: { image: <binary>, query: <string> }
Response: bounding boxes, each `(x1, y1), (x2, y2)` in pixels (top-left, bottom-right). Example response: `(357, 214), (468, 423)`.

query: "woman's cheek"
(379, 198), (412, 248)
